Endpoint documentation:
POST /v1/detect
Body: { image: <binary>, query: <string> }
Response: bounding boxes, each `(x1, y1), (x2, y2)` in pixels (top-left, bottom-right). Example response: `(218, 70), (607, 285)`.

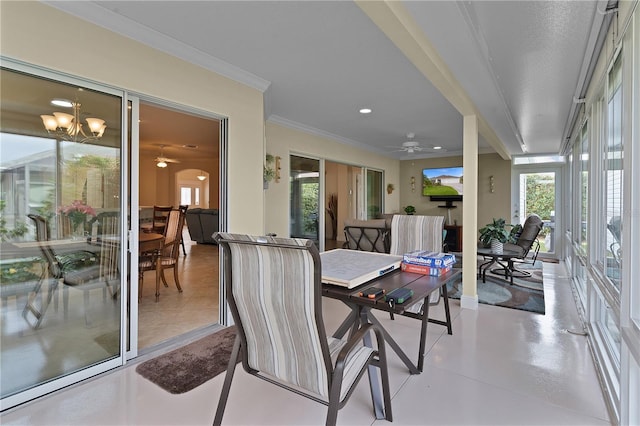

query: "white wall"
(1, 1), (264, 235)
(264, 122), (400, 238)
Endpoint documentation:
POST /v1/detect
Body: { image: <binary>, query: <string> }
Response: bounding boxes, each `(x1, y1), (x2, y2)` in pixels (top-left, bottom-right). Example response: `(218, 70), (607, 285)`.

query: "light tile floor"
(1, 262), (611, 425)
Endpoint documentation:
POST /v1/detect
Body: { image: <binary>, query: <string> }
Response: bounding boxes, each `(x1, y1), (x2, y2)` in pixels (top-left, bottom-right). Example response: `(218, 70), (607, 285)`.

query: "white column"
(461, 115), (479, 309)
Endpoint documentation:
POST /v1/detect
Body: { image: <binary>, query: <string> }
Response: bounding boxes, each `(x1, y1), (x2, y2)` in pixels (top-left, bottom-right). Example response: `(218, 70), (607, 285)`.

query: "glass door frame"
(511, 164), (564, 260)
(0, 59), (129, 410)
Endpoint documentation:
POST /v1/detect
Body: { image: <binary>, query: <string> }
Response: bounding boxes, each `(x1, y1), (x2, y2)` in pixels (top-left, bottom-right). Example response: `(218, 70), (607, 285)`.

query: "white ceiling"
(46, 0), (610, 161)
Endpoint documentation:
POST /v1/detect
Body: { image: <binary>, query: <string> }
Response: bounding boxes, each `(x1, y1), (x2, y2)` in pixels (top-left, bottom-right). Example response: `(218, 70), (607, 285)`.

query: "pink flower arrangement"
(58, 200), (96, 230)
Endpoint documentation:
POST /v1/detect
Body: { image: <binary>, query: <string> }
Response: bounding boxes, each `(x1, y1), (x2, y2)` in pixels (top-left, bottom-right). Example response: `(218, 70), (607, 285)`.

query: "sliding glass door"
(512, 165), (562, 260)
(0, 65), (126, 409)
(290, 155), (320, 247)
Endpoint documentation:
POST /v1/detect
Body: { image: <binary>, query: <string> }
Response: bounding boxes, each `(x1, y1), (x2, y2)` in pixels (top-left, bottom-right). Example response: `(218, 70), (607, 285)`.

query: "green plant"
(404, 205), (416, 215)
(264, 153), (275, 182)
(508, 223), (523, 243)
(0, 200), (28, 242)
(479, 218), (510, 246)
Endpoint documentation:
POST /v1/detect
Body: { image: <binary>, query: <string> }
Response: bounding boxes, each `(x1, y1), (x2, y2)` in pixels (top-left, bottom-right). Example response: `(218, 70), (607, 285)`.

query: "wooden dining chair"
(153, 208), (186, 301)
(151, 205), (173, 234)
(213, 233), (392, 425)
(178, 204), (188, 256)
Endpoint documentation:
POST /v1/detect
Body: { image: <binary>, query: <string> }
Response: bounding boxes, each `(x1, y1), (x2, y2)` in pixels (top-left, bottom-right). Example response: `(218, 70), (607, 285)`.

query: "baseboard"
(460, 294), (478, 310)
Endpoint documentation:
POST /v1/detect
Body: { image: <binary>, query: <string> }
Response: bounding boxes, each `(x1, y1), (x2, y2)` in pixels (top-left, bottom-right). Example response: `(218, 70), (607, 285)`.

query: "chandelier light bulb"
(41, 99), (106, 143)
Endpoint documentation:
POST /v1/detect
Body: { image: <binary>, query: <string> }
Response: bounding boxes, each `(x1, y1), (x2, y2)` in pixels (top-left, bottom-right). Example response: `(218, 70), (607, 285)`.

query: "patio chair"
(343, 218), (390, 253)
(25, 214), (118, 327)
(490, 214), (543, 279)
(389, 215), (451, 332)
(213, 233), (392, 426)
(607, 216), (621, 267)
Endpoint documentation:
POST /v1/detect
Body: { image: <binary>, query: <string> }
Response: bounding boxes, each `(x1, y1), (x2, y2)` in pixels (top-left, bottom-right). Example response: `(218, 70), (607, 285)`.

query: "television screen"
(422, 166), (463, 196)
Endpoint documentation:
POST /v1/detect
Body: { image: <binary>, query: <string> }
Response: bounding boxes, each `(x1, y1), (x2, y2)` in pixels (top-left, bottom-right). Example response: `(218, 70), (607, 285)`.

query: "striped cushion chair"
(213, 233), (392, 426)
(389, 215), (452, 332)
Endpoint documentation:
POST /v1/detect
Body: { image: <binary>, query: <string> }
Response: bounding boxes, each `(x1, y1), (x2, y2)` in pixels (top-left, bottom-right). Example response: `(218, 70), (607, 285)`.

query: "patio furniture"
(213, 233), (392, 425)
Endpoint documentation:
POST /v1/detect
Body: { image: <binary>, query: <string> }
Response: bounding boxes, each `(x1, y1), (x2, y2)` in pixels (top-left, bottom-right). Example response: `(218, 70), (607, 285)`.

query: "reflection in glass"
(0, 68), (122, 401)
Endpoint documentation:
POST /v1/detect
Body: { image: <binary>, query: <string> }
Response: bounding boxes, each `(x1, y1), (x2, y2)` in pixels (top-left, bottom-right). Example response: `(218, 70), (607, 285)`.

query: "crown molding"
(42, 1), (271, 92)
(267, 115), (391, 157)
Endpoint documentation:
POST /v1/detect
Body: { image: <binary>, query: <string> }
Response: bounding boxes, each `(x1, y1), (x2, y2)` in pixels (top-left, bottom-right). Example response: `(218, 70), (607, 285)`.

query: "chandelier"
(197, 170), (206, 181)
(41, 98), (106, 142)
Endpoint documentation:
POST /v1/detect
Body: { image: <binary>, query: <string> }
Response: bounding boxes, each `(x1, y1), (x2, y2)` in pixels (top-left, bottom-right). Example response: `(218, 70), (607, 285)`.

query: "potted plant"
(479, 217), (510, 253)
(404, 205), (416, 215)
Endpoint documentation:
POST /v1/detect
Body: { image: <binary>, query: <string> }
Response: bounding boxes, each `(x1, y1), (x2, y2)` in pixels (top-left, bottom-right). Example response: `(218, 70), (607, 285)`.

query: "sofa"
(185, 208), (219, 244)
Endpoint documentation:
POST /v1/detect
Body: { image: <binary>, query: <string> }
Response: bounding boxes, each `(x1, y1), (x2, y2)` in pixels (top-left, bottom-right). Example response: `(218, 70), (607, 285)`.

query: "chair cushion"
(502, 243), (526, 257)
(327, 337), (375, 402)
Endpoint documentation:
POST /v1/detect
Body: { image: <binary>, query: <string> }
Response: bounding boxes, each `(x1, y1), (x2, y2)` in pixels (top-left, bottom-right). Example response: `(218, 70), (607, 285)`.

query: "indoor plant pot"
(479, 218), (510, 253)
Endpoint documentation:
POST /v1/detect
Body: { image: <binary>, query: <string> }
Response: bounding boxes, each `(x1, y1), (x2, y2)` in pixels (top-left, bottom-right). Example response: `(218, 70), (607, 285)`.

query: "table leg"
(154, 250), (161, 302)
(441, 283), (452, 335)
(366, 312), (421, 375)
(480, 258), (497, 283)
(417, 299), (431, 372)
(332, 306), (359, 339)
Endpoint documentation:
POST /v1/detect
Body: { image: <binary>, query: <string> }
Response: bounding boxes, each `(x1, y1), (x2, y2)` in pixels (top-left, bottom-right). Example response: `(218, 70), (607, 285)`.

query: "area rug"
(447, 260), (545, 314)
(136, 325), (238, 394)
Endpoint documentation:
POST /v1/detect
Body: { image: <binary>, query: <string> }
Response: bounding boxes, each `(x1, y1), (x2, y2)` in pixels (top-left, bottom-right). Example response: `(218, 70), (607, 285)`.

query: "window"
(579, 125), (589, 256)
(603, 53), (623, 291)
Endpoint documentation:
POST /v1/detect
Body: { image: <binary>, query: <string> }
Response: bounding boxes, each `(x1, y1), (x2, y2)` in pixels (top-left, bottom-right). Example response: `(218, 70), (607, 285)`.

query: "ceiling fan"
(154, 144), (180, 168)
(387, 133), (446, 154)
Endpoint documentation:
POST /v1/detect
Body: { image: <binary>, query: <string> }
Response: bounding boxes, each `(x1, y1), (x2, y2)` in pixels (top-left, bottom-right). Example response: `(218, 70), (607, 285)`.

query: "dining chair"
(178, 204), (188, 256)
(389, 215), (451, 330)
(151, 205), (173, 234)
(153, 208), (185, 301)
(213, 233), (392, 426)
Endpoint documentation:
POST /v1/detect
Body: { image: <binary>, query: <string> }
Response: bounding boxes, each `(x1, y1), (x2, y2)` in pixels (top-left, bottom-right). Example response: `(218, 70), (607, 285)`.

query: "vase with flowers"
(58, 200), (96, 239)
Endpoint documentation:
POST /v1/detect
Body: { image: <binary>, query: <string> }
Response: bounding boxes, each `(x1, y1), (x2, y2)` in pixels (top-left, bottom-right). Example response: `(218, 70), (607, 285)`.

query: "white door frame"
(511, 164), (563, 260)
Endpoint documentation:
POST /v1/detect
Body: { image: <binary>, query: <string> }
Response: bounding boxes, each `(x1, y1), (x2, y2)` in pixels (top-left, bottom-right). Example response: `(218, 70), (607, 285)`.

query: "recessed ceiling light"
(359, 108), (372, 114)
(182, 144), (198, 149)
(433, 146), (442, 150)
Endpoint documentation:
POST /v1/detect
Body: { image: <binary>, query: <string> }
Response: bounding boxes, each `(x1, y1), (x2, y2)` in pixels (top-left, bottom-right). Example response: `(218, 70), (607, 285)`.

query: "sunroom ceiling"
(46, 0), (609, 160)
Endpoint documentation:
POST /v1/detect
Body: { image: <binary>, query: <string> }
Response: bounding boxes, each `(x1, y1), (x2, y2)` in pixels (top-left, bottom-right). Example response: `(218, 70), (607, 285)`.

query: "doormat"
(448, 261), (545, 314)
(136, 326), (238, 394)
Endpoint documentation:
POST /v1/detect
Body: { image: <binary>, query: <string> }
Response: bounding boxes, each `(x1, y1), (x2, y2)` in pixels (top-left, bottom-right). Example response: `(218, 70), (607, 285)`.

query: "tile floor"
(1, 262), (611, 425)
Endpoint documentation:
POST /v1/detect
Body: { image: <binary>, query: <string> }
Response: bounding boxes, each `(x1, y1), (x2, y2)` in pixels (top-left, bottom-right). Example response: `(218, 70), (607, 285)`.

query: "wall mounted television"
(422, 166), (463, 207)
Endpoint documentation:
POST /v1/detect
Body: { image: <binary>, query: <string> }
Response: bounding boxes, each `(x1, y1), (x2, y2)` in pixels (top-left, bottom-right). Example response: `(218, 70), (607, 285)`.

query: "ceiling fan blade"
(155, 156), (181, 163)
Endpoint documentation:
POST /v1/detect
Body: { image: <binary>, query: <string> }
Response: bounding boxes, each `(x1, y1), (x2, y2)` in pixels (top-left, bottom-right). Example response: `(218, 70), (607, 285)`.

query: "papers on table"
(320, 249), (402, 289)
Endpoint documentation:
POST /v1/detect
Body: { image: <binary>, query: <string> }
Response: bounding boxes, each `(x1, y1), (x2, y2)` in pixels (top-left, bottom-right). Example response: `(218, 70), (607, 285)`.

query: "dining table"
(320, 249), (462, 419)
